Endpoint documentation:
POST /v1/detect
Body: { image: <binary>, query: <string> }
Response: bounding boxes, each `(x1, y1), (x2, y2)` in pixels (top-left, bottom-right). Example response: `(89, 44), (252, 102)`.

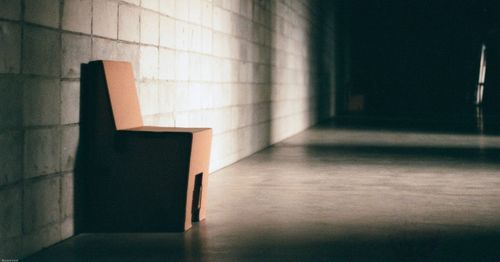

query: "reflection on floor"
(26, 119), (500, 261)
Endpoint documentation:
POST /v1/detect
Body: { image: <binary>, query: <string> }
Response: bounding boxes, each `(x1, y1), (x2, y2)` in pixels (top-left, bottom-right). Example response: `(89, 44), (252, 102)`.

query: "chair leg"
(191, 173), (203, 222)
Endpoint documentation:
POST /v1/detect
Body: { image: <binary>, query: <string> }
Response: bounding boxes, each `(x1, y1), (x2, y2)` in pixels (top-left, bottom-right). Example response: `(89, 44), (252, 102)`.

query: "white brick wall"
(118, 4), (140, 42)
(140, 9), (159, 45)
(93, 0), (118, 38)
(0, 0), (338, 258)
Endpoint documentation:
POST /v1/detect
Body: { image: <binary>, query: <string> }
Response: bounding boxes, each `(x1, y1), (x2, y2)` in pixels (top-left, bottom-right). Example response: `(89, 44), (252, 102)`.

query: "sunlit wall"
(0, 0), (339, 258)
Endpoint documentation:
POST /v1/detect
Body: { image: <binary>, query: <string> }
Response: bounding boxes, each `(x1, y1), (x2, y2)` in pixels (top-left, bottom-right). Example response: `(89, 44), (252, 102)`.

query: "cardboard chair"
(80, 60), (211, 232)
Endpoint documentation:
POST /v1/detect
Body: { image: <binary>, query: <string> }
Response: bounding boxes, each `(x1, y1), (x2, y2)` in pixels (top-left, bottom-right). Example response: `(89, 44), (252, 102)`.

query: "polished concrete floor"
(26, 119), (500, 261)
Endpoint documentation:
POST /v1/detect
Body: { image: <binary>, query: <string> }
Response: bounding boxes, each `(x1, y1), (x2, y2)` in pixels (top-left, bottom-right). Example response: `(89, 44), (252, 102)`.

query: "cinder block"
(239, 0), (252, 19)
(23, 78), (60, 126)
(92, 37), (116, 60)
(24, 0), (60, 27)
(62, 33), (91, 78)
(141, 0), (159, 11)
(228, 59), (239, 82)
(118, 4), (140, 42)
(200, 83), (214, 108)
(175, 20), (193, 50)
(157, 113), (175, 126)
(189, 53), (201, 81)
(0, 131), (23, 186)
(214, 83), (232, 107)
(236, 105), (251, 127)
(140, 9), (159, 45)
(138, 81), (158, 115)
(122, 0), (139, 5)
(191, 25), (202, 52)
(175, 51), (190, 81)
(229, 36), (241, 60)
(239, 41), (248, 62)
(92, 38), (139, 77)
(62, 0), (91, 34)
(0, 22), (21, 73)
(196, 83), (211, 109)
(174, 110), (205, 127)
(212, 32), (230, 57)
(210, 57), (222, 82)
(0, 0), (21, 20)
(173, 82), (189, 111)
(188, 0), (202, 24)
(158, 82), (175, 113)
(23, 176), (61, 233)
(212, 130), (238, 164)
(230, 13), (244, 38)
(159, 48), (175, 80)
(159, 16), (176, 49)
(213, 0), (223, 8)
(0, 236), (21, 260)
(24, 128), (61, 178)
(252, 4), (268, 25)
(139, 46), (158, 79)
(200, 55), (213, 81)
(60, 81), (80, 125)
(22, 223), (61, 258)
(175, 85), (199, 111)
(116, 42), (140, 78)
(223, 0), (240, 13)
(61, 217), (74, 239)
(238, 17), (252, 40)
(175, 0), (189, 20)
(92, 0), (118, 39)
(213, 7), (231, 34)
(61, 125), (79, 172)
(209, 136), (223, 171)
(23, 26), (60, 76)
(159, 0), (175, 16)
(0, 184), (22, 238)
(142, 114), (159, 126)
(0, 76), (22, 129)
(238, 61), (250, 82)
(192, 110), (210, 127)
(201, 0), (212, 27)
(255, 103), (271, 123)
(201, 28), (212, 54)
(254, 63), (267, 83)
(61, 173), (73, 219)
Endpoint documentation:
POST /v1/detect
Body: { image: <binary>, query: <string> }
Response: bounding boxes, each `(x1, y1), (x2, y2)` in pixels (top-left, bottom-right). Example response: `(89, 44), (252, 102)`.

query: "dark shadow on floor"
(321, 115), (500, 135)
(294, 144), (500, 165)
(24, 224), (500, 262)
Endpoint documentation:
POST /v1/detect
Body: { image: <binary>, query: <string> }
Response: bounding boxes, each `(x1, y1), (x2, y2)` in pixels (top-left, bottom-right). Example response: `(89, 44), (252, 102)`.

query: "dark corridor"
(343, 0), (500, 120)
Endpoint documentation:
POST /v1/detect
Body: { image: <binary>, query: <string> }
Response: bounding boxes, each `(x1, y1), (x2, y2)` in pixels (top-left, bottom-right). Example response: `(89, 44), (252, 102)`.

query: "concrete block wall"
(0, 0), (338, 259)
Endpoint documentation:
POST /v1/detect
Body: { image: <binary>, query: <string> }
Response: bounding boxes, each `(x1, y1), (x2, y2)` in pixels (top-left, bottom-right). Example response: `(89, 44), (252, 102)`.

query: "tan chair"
(80, 60), (211, 232)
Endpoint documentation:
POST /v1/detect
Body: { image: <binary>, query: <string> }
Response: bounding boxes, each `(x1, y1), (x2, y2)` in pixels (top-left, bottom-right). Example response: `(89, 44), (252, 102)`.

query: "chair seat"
(124, 126), (211, 133)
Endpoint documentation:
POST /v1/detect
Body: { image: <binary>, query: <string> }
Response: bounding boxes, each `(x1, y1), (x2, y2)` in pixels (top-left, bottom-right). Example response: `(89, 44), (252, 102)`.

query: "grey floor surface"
(25, 120), (500, 261)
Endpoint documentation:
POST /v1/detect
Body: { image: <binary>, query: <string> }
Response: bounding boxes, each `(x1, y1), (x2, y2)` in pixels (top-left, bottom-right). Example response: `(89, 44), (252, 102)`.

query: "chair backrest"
(102, 61), (143, 130)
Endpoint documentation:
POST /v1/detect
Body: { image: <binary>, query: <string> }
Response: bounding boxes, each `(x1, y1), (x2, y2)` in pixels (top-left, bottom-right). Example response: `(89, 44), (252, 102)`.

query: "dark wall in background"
(343, 0), (500, 118)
